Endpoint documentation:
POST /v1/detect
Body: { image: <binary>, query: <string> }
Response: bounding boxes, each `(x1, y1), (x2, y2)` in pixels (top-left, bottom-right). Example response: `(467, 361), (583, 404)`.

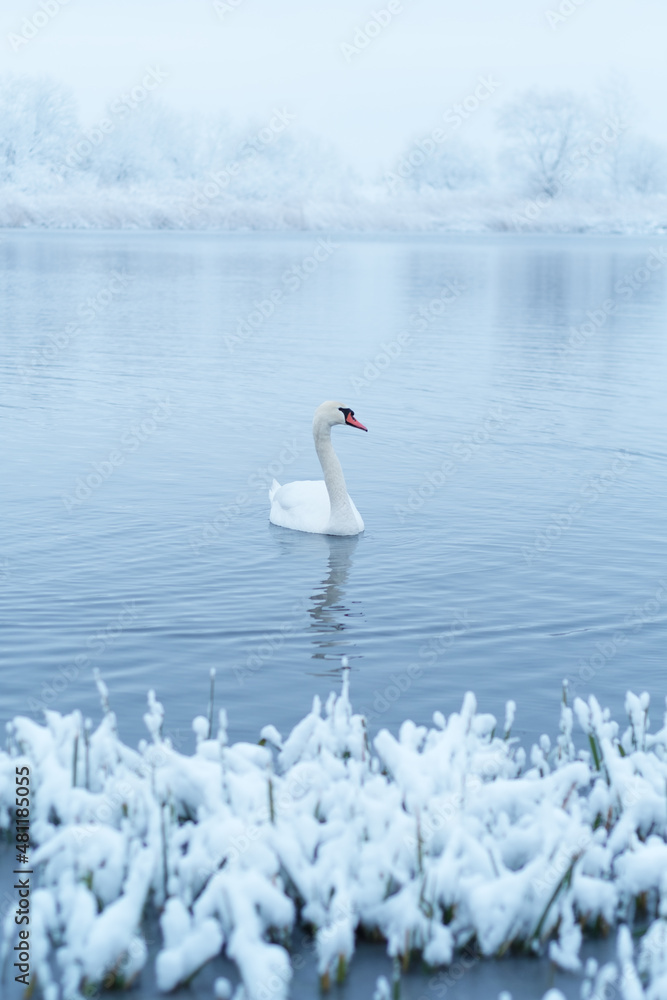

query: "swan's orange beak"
(346, 412), (368, 431)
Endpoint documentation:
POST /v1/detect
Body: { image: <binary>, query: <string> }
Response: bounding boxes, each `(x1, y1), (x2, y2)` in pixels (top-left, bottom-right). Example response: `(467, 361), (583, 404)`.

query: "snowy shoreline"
(1, 187), (666, 235)
(2, 668), (667, 1000)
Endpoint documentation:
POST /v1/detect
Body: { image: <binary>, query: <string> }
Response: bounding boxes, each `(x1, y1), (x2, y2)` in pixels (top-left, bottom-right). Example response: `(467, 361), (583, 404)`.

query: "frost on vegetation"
(1, 74), (667, 233)
(3, 674), (667, 999)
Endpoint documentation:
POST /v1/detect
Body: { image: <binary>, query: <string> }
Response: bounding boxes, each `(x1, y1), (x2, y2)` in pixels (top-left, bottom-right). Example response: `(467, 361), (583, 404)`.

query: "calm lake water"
(2, 230), (667, 750)
(1, 229), (666, 996)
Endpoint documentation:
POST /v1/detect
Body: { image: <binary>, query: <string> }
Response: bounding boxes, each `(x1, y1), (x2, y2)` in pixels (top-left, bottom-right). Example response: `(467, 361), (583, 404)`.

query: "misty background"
(0, 0), (665, 230)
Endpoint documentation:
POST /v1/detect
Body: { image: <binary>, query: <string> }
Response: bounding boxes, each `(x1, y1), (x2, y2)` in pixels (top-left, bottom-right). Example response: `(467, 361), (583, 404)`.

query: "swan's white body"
(269, 401), (367, 536)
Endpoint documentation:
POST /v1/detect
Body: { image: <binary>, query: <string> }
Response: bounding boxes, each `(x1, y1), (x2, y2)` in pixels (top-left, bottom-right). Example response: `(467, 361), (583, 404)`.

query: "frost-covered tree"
(595, 74), (636, 196)
(0, 75), (78, 188)
(190, 112), (237, 177)
(498, 89), (591, 197)
(595, 76), (666, 196)
(621, 137), (667, 195)
(90, 102), (193, 187)
(228, 126), (349, 202)
(395, 138), (488, 193)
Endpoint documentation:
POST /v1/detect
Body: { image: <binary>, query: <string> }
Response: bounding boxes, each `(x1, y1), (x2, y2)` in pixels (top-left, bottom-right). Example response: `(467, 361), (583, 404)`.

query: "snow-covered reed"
(1, 183), (666, 234)
(2, 667), (667, 1000)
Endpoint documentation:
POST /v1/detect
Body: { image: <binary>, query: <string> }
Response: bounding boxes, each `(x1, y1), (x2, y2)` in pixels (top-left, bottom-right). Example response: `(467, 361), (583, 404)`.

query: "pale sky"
(1, 0), (665, 173)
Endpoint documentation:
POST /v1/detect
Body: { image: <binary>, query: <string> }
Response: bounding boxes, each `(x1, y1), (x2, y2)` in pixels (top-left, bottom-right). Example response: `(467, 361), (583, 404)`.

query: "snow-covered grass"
(1, 183), (666, 234)
(2, 666), (667, 1000)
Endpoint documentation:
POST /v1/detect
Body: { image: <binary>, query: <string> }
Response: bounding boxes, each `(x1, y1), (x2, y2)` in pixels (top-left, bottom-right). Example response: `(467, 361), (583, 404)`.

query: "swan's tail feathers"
(269, 479), (281, 502)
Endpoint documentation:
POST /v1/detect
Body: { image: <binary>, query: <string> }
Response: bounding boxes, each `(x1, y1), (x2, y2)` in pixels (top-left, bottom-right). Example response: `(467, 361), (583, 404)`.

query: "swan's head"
(315, 401), (368, 432)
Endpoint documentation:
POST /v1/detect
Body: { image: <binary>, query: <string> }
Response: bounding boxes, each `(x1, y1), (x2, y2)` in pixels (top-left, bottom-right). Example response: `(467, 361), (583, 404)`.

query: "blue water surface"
(2, 229), (666, 758)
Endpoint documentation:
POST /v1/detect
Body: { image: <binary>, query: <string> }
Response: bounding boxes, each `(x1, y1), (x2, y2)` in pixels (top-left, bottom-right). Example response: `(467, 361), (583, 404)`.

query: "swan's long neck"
(313, 419), (354, 521)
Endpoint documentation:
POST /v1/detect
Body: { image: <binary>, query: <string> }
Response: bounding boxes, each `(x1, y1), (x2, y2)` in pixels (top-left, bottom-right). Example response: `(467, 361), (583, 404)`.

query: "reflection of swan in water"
(268, 528), (363, 672)
(310, 534), (360, 626)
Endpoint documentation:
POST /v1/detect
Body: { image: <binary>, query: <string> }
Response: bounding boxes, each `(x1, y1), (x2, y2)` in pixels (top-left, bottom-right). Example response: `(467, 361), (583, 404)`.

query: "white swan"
(269, 401), (368, 536)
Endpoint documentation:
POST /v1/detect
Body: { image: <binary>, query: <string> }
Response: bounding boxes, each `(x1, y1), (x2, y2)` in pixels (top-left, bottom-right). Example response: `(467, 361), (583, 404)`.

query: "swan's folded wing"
(269, 480), (332, 533)
(271, 480), (327, 511)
